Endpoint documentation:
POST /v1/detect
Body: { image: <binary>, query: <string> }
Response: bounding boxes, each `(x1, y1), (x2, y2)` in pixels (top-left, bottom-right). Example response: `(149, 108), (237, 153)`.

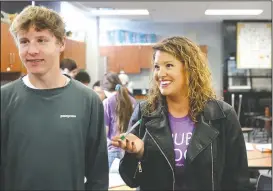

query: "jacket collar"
(142, 98), (226, 120)
(203, 99), (226, 121)
(142, 98), (226, 167)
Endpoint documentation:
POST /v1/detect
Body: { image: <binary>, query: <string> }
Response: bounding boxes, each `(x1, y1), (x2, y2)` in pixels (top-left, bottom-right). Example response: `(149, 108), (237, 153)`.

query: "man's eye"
(38, 39), (47, 43)
(19, 40), (28, 44)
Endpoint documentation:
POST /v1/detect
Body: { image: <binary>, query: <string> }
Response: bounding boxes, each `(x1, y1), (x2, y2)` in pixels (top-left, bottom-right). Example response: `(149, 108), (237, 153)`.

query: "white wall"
(61, 2), (100, 88)
(99, 19), (223, 96)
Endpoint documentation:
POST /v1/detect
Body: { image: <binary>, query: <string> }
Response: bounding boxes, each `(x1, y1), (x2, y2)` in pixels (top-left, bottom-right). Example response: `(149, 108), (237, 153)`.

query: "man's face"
(93, 86), (106, 101)
(17, 26), (65, 76)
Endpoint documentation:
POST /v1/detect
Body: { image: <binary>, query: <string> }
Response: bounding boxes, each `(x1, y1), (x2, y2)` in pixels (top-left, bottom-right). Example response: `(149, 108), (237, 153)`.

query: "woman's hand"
(112, 133), (144, 159)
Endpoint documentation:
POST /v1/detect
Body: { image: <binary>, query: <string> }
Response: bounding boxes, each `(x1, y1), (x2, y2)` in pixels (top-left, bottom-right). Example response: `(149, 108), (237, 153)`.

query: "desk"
(253, 116), (272, 122)
(242, 127), (254, 142)
(109, 185), (135, 190)
(247, 144), (272, 170)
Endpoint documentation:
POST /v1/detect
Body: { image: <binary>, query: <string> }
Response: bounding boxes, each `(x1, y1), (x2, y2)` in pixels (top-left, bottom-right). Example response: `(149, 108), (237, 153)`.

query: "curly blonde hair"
(145, 36), (216, 122)
(9, 5), (65, 44)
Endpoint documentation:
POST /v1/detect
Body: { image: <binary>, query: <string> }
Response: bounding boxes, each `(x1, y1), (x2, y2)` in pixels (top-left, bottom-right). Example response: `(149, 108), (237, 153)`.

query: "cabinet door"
(61, 39), (86, 69)
(139, 45), (153, 69)
(100, 46), (119, 73)
(1, 22), (10, 72)
(62, 38), (73, 59)
(9, 37), (23, 72)
(199, 45), (208, 57)
(116, 46), (140, 74)
(1, 22), (22, 72)
(72, 41), (86, 69)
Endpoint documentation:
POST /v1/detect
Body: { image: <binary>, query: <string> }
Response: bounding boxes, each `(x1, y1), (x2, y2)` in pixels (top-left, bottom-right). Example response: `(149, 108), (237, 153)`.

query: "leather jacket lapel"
(187, 115), (219, 164)
(143, 110), (175, 169)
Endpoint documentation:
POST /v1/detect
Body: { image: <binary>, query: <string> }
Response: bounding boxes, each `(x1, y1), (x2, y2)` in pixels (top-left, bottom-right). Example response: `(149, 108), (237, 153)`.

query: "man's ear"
(60, 36), (66, 52)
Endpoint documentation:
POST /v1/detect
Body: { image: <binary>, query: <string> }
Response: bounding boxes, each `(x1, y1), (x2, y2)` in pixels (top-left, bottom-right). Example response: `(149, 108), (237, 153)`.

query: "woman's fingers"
(111, 133), (141, 154)
(117, 140), (127, 150)
(111, 140), (120, 147)
(125, 139), (132, 151)
(131, 142), (137, 153)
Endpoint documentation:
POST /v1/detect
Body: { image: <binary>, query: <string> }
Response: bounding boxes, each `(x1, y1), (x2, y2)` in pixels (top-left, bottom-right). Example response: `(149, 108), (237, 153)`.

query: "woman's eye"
(166, 63), (173, 68)
(154, 65), (160, 70)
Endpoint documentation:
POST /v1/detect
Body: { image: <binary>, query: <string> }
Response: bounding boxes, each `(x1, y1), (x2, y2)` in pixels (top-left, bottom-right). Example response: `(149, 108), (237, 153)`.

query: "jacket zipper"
(146, 129), (175, 191)
(133, 161), (142, 178)
(211, 143), (214, 191)
(209, 121), (215, 191)
(133, 131), (147, 179)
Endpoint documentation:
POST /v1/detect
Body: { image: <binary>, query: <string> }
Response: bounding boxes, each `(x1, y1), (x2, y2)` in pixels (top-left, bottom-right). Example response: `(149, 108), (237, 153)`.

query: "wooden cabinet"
(99, 44), (208, 74)
(1, 22), (22, 73)
(61, 38), (86, 69)
(99, 45), (150, 74)
(199, 45), (208, 57)
(139, 45), (153, 69)
(100, 46), (119, 73)
(116, 46), (140, 73)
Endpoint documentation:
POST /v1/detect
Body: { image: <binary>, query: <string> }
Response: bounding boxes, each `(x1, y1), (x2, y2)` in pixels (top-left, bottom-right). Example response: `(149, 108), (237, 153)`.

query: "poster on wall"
(237, 22), (271, 69)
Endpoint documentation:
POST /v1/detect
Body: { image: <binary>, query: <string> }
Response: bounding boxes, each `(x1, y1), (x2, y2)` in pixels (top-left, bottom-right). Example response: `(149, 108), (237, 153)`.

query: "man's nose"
(27, 42), (39, 55)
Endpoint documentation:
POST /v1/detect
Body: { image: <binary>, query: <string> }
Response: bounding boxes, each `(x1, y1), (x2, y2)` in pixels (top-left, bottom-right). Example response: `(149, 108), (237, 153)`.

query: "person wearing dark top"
(93, 80), (106, 101)
(1, 5), (108, 190)
(60, 58), (78, 78)
(111, 36), (249, 190)
(74, 69), (91, 86)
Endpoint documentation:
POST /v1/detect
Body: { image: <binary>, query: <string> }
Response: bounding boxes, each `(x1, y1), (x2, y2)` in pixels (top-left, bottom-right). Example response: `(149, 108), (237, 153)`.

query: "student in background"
(74, 69), (91, 86)
(118, 71), (134, 96)
(102, 72), (137, 168)
(60, 58), (78, 78)
(112, 36), (249, 190)
(92, 80), (106, 101)
(1, 6), (108, 190)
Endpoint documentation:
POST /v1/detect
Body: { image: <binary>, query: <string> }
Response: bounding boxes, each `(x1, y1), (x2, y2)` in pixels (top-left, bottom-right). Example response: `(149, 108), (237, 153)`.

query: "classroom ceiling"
(70, 1), (271, 23)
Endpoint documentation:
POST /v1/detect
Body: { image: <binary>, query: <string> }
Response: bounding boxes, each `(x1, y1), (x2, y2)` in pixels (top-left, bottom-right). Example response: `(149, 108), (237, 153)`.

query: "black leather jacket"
(119, 99), (249, 190)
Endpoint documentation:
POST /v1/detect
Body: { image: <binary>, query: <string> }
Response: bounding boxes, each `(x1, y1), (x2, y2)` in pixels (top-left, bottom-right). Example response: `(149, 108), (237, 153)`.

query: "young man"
(1, 6), (108, 190)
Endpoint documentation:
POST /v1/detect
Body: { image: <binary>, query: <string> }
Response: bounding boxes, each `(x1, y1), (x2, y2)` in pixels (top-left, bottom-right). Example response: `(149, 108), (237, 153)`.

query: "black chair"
(256, 174), (272, 191)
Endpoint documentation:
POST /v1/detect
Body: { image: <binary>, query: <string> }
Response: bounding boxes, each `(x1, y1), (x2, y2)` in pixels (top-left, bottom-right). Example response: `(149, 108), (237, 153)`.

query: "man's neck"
(166, 95), (189, 118)
(28, 70), (68, 89)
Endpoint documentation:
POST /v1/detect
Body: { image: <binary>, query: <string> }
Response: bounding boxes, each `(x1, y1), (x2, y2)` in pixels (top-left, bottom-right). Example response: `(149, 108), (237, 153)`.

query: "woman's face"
(153, 50), (188, 98)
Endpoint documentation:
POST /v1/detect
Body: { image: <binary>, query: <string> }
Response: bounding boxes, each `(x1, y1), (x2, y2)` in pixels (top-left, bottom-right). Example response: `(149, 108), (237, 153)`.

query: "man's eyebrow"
(35, 36), (49, 39)
(18, 37), (28, 41)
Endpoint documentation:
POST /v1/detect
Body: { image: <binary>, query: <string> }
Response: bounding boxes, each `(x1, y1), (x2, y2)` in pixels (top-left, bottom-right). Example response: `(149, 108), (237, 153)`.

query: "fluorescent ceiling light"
(205, 9), (263, 15)
(90, 9), (149, 16)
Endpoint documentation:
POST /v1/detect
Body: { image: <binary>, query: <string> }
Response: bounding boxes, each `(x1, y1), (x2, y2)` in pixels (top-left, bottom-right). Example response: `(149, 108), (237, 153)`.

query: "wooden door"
(199, 45), (208, 56)
(116, 46), (140, 74)
(72, 40), (86, 69)
(61, 38), (73, 60)
(1, 22), (10, 72)
(9, 36), (23, 72)
(139, 45), (153, 69)
(1, 22), (23, 73)
(100, 46), (119, 73)
(61, 38), (86, 69)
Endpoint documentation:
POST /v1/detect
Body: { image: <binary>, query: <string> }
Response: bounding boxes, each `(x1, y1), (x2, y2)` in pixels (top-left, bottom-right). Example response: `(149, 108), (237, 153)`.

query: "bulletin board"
(237, 22), (271, 69)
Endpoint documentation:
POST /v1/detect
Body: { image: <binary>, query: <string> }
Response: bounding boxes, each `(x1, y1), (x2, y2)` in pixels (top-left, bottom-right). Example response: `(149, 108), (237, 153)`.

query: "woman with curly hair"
(112, 36), (249, 190)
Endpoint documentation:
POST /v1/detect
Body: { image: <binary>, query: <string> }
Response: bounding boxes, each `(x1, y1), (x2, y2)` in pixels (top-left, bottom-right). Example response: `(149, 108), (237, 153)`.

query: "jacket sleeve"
(221, 107), (250, 190)
(119, 102), (144, 188)
(85, 94), (109, 190)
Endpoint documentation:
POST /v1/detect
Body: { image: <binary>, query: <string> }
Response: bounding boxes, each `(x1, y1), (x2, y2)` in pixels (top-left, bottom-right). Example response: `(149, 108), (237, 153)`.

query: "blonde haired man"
(1, 6), (108, 190)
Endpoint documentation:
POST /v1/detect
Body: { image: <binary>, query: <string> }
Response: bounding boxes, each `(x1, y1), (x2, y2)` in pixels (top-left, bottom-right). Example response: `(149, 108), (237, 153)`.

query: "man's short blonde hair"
(9, 5), (65, 43)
